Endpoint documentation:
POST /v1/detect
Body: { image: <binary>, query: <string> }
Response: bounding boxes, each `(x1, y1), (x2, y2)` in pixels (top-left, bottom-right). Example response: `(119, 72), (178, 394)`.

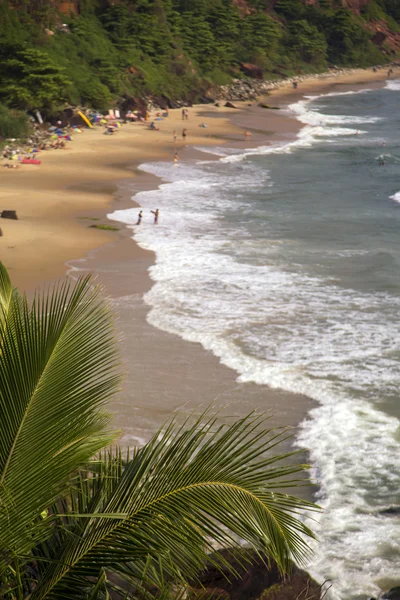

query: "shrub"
(0, 104), (30, 139)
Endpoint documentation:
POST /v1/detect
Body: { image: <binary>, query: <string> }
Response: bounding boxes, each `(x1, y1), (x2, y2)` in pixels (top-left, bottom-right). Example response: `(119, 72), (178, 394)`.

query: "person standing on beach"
(182, 128), (187, 141)
(181, 108), (185, 120)
(136, 210), (143, 225)
(173, 129), (177, 143)
(185, 108), (189, 120)
(151, 209), (159, 224)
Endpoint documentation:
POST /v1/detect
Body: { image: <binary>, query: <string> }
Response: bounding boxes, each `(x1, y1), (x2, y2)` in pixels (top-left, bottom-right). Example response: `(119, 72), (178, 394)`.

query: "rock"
(1, 210), (18, 220)
(371, 31), (387, 46)
(214, 103), (220, 107)
(189, 549), (320, 600)
(225, 102), (237, 108)
(240, 62), (263, 79)
(382, 587), (400, 600)
(380, 506), (400, 516)
(259, 103), (280, 110)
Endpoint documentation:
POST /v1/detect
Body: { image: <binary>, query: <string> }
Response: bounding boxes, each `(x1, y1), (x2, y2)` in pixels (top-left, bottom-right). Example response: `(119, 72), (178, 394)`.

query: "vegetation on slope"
(0, 0), (398, 116)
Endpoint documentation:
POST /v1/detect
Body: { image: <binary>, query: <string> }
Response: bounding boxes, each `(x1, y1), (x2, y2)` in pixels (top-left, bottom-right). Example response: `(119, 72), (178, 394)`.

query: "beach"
(0, 67), (393, 447)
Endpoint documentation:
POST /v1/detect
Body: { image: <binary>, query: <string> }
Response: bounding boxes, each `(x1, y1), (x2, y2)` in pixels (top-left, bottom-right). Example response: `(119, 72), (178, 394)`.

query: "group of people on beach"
(136, 209), (159, 225)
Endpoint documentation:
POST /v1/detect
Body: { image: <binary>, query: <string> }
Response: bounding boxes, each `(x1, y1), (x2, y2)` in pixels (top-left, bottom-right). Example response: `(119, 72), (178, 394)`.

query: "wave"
(385, 79), (400, 91)
(289, 98), (381, 126)
(390, 191), (400, 203)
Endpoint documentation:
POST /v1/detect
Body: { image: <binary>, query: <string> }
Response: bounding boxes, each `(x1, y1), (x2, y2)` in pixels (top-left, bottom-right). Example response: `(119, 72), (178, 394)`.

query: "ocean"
(109, 79), (400, 599)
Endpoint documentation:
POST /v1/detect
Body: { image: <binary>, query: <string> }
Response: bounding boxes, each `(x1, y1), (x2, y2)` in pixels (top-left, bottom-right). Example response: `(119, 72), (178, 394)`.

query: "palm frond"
(0, 262), (12, 334)
(0, 266), (121, 573)
(31, 412), (318, 599)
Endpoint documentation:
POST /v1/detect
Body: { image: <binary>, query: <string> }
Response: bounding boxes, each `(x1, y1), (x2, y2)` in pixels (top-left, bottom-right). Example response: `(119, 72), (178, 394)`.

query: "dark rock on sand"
(189, 549), (321, 600)
(225, 102), (237, 109)
(382, 587), (400, 600)
(259, 103), (280, 110)
(1, 210), (18, 220)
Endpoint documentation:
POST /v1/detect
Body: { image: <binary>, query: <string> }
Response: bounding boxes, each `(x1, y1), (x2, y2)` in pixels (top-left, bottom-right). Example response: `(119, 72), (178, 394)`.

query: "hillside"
(0, 0), (399, 116)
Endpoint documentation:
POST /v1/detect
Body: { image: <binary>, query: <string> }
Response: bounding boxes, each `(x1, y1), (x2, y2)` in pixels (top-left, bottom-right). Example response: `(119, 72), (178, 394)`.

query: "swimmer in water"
(151, 209), (159, 224)
(173, 152), (179, 163)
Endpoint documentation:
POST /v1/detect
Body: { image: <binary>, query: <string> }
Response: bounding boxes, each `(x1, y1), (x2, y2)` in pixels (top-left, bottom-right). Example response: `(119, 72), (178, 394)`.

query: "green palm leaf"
(0, 265), (120, 573)
(31, 413), (317, 599)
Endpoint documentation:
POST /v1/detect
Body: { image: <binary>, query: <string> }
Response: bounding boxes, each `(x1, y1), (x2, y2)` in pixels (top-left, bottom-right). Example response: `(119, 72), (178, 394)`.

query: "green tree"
(288, 20), (328, 66)
(0, 263), (316, 600)
(0, 47), (71, 113)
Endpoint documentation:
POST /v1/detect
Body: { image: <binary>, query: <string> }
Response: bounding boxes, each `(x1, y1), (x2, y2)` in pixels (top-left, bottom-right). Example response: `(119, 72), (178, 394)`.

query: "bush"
(0, 104), (30, 139)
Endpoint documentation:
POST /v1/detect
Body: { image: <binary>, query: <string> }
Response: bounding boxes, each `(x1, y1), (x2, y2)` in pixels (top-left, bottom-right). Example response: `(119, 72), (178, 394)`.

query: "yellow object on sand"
(77, 111), (93, 128)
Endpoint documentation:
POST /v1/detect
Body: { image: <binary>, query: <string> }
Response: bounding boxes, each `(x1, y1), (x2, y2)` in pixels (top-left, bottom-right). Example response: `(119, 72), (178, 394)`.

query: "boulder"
(225, 102), (237, 109)
(1, 210), (18, 220)
(382, 587), (400, 600)
(259, 103), (280, 110)
(371, 31), (387, 46)
(189, 549), (321, 600)
(240, 62), (264, 79)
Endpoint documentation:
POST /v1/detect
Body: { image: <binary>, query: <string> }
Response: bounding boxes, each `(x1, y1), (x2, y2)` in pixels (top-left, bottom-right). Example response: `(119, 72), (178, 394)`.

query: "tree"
(0, 47), (71, 114)
(288, 20), (328, 66)
(0, 263), (317, 599)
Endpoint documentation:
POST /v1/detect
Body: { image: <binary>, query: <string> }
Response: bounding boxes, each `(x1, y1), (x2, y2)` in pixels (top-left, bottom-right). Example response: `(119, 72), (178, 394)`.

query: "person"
(151, 209), (159, 224)
(182, 128), (187, 141)
(136, 210), (143, 225)
(184, 108), (189, 120)
(173, 152), (179, 163)
(182, 108), (185, 120)
(243, 130), (252, 138)
(173, 129), (177, 143)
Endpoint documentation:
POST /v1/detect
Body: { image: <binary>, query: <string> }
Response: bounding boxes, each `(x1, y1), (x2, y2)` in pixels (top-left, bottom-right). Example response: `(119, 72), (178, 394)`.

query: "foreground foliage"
(0, 0), (397, 114)
(0, 263), (317, 599)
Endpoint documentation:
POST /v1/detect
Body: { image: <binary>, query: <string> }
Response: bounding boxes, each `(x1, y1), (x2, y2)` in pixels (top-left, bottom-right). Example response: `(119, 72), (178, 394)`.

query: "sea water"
(109, 79), (400, 599)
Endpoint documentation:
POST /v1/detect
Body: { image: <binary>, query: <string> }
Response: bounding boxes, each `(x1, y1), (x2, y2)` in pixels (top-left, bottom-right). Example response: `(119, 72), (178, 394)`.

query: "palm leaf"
(0, 263), (12, 334)
(31, 412), (318, 599)
(0, 265), (121, 573)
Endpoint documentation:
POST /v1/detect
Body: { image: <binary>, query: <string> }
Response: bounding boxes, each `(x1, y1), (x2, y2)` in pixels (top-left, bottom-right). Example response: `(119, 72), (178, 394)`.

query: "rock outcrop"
(189, 549), (321, 600)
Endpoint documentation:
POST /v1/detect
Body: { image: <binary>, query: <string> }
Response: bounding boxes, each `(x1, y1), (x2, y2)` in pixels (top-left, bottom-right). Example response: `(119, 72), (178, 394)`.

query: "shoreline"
(1, 67), (395, 458)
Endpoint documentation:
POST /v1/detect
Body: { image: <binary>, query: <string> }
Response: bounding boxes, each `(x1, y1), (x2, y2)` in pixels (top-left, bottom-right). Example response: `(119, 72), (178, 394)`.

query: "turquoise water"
(110, 79), (400, 599)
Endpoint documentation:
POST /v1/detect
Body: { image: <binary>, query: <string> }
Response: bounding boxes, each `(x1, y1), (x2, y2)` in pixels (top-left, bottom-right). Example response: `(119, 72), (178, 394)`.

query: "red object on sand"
(21, 158), (41, 165)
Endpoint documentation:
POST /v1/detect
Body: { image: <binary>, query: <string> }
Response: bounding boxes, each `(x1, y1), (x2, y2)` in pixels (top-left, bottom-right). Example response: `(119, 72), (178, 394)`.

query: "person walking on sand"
(151, 209), (159, 224)
(182, 128), (187, 141)
(136, 210), (143, 225)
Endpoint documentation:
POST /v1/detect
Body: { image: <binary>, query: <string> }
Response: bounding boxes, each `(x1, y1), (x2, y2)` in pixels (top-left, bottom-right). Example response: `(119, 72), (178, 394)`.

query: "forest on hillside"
(0, 0), (399, 120)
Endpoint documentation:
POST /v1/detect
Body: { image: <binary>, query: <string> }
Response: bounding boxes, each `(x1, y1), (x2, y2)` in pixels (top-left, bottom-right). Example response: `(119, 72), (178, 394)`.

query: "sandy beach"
(0, 66), (395, 455)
